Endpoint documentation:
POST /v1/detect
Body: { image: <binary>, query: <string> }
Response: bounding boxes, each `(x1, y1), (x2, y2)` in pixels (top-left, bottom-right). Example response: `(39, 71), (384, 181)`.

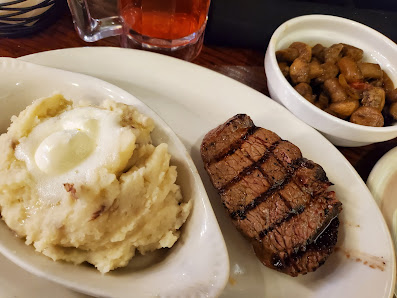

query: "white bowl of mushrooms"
(265, 14), (397, 147)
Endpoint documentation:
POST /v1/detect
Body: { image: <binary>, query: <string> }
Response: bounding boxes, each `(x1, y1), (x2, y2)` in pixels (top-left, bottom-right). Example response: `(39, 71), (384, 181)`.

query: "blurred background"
(1, 0), (396, 48)
(205, 0), (397, 48)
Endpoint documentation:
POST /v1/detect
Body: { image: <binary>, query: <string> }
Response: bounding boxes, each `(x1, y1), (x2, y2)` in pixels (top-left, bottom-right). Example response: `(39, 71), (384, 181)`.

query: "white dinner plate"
(6, 47), (395, 297)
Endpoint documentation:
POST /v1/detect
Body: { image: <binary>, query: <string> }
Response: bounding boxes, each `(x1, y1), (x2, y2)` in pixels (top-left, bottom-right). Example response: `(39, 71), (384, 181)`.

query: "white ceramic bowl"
(265, 14), (397, 147)
(0, 57), (230, 298)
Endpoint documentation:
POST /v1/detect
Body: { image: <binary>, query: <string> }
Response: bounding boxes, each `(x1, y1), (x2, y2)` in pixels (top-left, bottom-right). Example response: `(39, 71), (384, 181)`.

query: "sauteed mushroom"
(358, 63), (383, 79)
(290, 58), (310, 84)
(350, 106), (384, 127)
(324, 78), (347, 103)
(276, 41), (396, 127)
(324, 44), (343, 64)
(361, 87), (385, 111)
(315, 62), (339, 84)
(294, 83), (315, 103)
(315, 92), (330, 110)
(338, 57), (363, 83)
(276, 47), (299, 63)
(278, 62), (290, 78)
(329, 100), (359, 118)
(341, 43), (363, 61)
(309, 59), (323, 79)
(312, 44), (325, 62)
(289, 42), (312, 62)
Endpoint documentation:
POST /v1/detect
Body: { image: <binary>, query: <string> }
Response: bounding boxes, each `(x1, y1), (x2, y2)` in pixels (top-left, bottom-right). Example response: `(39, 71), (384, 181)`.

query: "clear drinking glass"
(67, 0), (211, 61)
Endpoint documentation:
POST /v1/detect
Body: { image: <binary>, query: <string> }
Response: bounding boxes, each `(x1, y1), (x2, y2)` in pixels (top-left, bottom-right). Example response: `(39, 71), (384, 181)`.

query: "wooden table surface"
(1, 8), (396, 183)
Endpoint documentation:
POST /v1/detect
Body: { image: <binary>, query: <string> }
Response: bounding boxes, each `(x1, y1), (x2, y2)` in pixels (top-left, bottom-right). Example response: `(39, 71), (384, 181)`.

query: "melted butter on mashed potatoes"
(0, 94), (191, 273)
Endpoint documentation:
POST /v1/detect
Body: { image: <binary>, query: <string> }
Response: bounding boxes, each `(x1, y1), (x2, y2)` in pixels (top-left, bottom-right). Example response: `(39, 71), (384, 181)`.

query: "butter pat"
(34, 129), (95, 174)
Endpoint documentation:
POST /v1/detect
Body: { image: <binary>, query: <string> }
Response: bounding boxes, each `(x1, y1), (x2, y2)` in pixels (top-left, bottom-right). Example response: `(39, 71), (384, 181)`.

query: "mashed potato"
(0, 94), (191, 273)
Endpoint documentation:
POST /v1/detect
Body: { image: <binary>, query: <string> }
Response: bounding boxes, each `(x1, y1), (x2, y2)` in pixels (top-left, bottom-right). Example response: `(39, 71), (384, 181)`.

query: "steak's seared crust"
(201, 114), (342, 276)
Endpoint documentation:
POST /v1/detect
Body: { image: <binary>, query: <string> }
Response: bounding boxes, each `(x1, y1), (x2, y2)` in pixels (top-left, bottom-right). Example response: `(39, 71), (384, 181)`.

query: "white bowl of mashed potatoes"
(0, 58), (229, 297)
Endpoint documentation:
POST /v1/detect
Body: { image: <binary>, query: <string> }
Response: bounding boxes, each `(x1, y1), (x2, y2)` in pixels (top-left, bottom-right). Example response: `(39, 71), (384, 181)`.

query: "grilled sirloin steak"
(201, 114), (342, 276)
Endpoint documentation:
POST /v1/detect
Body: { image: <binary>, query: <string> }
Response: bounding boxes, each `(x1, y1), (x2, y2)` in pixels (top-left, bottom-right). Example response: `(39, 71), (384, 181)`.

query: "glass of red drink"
(67, 0), (211, 61)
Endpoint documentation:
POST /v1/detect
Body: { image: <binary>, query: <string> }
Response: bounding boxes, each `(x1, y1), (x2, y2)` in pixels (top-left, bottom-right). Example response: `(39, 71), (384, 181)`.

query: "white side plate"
(0, 57), (229, 298)
(368, 146), (397, 295)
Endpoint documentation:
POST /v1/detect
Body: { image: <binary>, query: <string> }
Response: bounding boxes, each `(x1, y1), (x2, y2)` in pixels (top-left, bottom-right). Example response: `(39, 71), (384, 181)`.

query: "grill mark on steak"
(222, 141), (319, 223)
(256, 157), (293, 212)
(259, 200), (338, 241)
(259, 194), (341, 257)
(230, 158), (313, 219)
(219, 140), (280, 193)
(269, 217), (339, 275)
(208, 126), (259, 165)
(250, 159), (331, 238)
(221, 169), (271, 215)
(207, 120), (282, 167)
(259, 205), (306, 238)
(201, 114), (254, 165)
(206, 127), (286, 191)
(234, 192), (292, 239)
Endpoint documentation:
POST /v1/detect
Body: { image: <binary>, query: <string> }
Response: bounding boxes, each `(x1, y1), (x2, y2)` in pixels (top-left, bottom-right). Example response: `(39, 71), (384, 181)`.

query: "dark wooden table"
(1, 8), (396, 182)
